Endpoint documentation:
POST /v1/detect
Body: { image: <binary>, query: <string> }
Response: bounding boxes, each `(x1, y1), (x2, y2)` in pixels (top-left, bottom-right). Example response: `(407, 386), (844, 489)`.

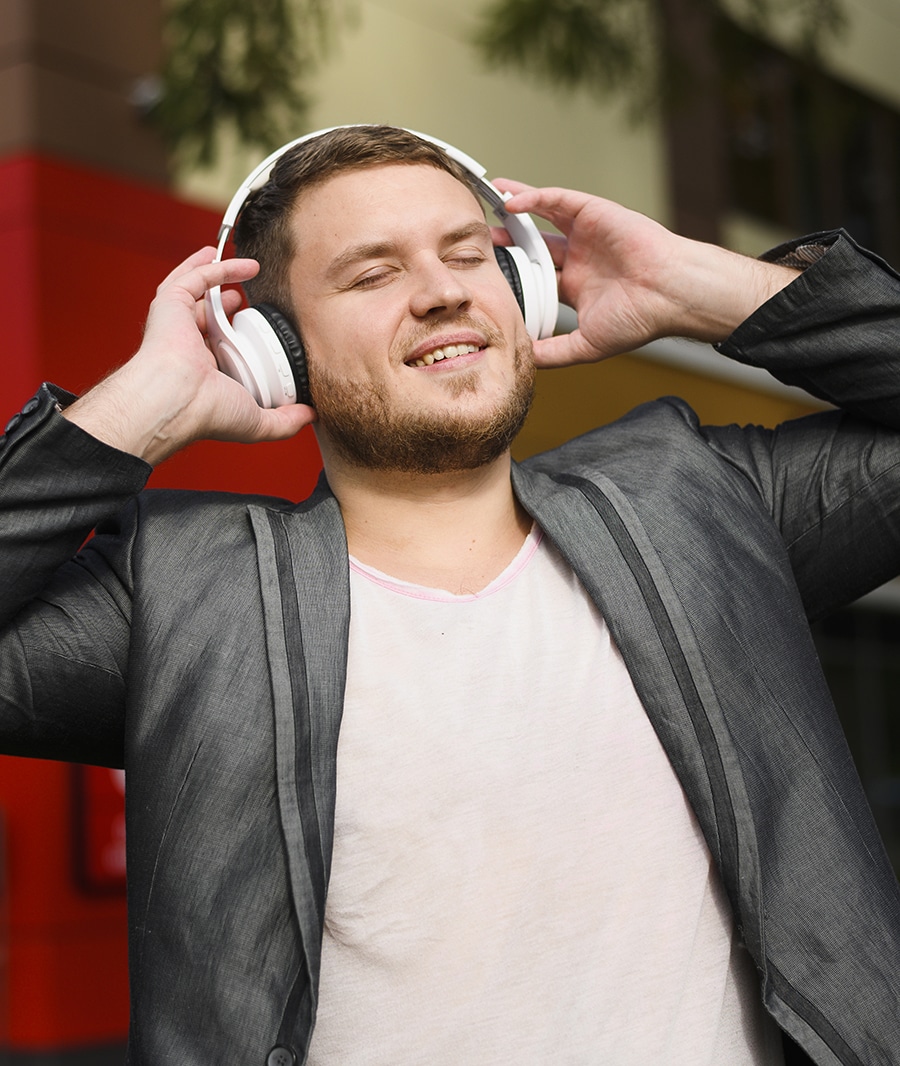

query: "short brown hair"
(234, 124), (479, 311)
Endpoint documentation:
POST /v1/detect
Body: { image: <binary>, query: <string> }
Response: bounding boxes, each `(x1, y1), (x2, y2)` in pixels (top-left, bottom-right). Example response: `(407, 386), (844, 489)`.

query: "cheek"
(310, 296), (408, 365)
(297, 307), (360, 367)
(488, 275), (528, 328)
(305, 323), (394, 389)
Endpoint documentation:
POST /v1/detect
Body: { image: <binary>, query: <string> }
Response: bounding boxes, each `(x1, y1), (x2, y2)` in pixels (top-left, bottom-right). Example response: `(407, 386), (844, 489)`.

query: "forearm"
(61, 356), (206, 467)
(658, 235), (801, 343)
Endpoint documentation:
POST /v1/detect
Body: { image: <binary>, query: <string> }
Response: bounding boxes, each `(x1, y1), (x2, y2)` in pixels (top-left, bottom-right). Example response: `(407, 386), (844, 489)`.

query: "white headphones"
(205, 126), (559, 408)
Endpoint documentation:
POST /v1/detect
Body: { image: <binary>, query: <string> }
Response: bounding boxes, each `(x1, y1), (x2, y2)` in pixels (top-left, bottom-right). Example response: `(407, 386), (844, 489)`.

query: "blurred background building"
(1, 0), (899, 1060)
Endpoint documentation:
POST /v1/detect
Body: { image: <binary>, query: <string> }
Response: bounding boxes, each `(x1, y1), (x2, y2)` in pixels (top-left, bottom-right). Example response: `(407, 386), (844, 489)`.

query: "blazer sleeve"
(0, 385), (152, 765)
(718, 229), (900, 425)
(706, 231), (900, 619)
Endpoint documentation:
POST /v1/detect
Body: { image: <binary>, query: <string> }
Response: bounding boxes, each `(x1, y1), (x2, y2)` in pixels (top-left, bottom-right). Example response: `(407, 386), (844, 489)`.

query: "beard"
(306, 335), (535, 475)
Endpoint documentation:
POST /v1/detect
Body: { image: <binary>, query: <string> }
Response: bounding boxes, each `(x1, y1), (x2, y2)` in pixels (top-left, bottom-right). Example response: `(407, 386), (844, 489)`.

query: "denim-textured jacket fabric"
(1, 232), (899, 1064)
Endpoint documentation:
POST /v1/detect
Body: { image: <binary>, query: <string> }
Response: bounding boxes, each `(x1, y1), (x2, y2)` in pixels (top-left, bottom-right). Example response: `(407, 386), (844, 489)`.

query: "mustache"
(399, 314), (507, 355)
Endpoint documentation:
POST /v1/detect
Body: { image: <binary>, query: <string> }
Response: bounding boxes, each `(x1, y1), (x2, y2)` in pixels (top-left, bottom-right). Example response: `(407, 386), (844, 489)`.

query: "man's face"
(287, 163), (535, 474)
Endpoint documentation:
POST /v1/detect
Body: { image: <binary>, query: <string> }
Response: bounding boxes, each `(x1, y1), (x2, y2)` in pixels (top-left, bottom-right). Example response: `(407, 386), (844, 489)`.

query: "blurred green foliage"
(150, 0), (333, 165)
(473, 0), (846, 115)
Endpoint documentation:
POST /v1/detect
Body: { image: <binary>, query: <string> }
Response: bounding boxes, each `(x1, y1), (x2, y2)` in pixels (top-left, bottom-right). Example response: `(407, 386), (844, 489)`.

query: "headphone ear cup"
(494, 244), (550, 340)
(493, 246), (526, 319)
(252, 303), (312, 407)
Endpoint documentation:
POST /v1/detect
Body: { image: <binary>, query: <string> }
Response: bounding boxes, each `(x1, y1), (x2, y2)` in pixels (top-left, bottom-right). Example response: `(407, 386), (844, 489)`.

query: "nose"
(408, 255), (472, 319)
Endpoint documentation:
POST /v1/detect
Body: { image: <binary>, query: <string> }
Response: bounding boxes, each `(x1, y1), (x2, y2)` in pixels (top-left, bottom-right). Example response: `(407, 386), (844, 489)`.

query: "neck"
(323, 451), (531, 595)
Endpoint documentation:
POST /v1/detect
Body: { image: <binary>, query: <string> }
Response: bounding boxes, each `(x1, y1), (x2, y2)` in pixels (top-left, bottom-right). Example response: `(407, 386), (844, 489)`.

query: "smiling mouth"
(406, 343), (483, 368)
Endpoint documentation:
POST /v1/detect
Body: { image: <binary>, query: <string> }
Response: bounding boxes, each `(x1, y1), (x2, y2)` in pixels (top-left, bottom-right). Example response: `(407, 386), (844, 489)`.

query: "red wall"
(0, 154), (322, 1050)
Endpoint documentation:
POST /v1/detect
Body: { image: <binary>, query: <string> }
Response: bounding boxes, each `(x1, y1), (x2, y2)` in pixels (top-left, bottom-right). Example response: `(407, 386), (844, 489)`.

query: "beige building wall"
(174, 0), (666, 223)
(176, 0), (900, 222)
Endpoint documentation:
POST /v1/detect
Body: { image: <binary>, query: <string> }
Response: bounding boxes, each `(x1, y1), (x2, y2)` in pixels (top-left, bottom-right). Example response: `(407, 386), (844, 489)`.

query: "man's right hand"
(494, 181), (800, 369)
(63, 248), (316, 467)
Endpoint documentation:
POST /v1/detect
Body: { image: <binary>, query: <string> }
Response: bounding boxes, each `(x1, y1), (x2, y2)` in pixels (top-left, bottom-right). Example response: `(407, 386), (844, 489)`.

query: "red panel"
(0, 153), (324, 1050)
(0, 757), (127, 1047)
(0, 158), (41, 407)
(6, 927), (130, 1046)
(73, 767), (126, 893)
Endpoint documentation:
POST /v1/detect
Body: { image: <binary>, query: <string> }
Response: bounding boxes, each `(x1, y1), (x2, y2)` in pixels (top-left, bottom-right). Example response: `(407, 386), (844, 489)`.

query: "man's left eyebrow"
(442, 221), (493, 246)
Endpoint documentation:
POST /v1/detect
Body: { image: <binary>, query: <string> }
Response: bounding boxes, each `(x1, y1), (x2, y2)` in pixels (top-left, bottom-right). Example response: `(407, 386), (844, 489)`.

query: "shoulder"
(521, 397), (704, 479)
(93, 483), (331, 560)
(515, 397), (779, 526)
(135, 487), (298, 521)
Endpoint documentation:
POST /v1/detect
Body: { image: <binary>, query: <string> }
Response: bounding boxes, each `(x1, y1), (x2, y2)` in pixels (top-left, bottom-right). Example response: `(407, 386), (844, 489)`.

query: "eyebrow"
(324, 220), (493, 282)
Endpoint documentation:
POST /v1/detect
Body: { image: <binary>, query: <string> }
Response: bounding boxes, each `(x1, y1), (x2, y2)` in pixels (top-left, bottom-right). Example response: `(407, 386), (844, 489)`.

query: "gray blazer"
(2, 232), (900, 1065)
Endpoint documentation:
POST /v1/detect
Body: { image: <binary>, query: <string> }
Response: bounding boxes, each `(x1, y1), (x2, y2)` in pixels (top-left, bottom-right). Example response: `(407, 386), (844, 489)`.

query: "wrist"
(664, 239), (800, 343)
(62, 361), (197, 466)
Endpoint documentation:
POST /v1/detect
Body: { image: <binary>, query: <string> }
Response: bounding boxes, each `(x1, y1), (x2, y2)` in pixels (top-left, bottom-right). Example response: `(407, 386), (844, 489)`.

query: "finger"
(156, 246), (218, 289)
(220, 288), (246, 315)
(496, 185), (599, 235)
(542, 232), (568, 270)
(492, 177), (534, 197)
(196, 286), (245, 335)
(157, 253), (260, 302)
(492, 218), (566, 267)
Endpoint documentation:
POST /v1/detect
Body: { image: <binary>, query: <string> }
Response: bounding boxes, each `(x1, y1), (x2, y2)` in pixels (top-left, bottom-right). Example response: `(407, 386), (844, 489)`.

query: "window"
(722, 21), (900, 262)
(811, 604), (900, 876)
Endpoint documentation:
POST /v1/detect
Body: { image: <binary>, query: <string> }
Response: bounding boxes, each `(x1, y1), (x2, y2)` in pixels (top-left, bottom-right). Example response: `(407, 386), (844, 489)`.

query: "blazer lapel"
(249, 484), (351, 1024)
(512, 462), (763, 956)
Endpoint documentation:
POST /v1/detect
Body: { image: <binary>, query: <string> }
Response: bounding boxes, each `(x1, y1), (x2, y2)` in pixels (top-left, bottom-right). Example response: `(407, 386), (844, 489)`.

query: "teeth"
(409, 343), (479, 368)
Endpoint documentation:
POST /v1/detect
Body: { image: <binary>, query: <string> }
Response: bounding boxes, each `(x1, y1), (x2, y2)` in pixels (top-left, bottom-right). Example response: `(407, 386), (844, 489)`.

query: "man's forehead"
(288, 163), (487, 263)
(291, 163), (482, 228)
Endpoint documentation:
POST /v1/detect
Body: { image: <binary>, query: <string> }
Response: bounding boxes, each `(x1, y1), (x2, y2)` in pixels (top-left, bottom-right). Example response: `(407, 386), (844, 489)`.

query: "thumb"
(531, 330), (611, 369)
(245, 403), (319, 443)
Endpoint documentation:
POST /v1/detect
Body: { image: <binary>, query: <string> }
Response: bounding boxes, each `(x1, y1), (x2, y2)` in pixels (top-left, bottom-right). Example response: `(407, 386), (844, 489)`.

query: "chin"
(309, 336), (535, 474)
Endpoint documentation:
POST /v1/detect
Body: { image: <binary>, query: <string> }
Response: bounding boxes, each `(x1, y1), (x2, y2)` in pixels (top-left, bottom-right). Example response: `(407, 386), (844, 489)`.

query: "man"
(1, 125), (899, 1065)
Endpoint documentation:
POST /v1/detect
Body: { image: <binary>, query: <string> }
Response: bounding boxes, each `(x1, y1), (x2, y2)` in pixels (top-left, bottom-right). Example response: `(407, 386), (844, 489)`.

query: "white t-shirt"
(306, 527), (784, 1065)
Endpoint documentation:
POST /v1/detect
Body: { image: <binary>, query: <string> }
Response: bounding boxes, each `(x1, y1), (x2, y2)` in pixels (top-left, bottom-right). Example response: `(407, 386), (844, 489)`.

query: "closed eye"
(349, 267), (398, 290)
